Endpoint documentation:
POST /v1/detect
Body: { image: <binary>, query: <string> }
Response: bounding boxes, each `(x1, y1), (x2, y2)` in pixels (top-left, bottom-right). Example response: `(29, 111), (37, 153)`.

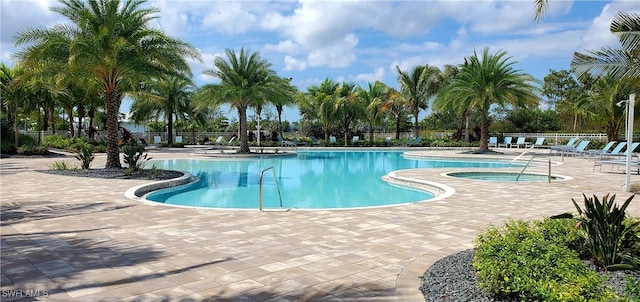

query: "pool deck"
(1, 147), (639, 301)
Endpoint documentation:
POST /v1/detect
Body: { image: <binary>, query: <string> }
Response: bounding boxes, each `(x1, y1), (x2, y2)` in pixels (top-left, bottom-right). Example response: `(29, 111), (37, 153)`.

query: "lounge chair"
(310, 136), (320, 145)
(153, 136), (161, 144)
(329, 136), (337, 144)
(532, 137), (546, 148)
(512, 137), (528, 148)
(582, 141), (617, 158)
(594, 143), (640, 172)
(139, 138), (149, 146)
(564, 140), (590, 157)
(498, 137), (512, 148)
(352, 136), (360, 145)
(489, 136), (498, 148)
(293, 137), (307, 146)
(408, 137), (421, 146)
(551, 137), (578, 154)
(215, 136), (224, 144)
(278, 136), (295, 147)
(385, 137), (392, 144)
(175, 136), (182, 143)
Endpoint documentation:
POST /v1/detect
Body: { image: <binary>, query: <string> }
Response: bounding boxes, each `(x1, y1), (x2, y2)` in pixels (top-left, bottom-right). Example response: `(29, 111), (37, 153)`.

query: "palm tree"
(396, 64), (441, 138)
(379, 87), (409, 140)
(361, 81), (390, 142)
(571, 12), (640, 80)
(298, 78), (340, 143)
(439, 48), (538, 152)
(131, 75), (195, 144)
(534, 0), (549, 22)
(334, 82), (362, 146)
(270, 77), (297, 138)
(15, 0), (201, 168)
(578, 75), (635, 142)
(1, 63), (25, 146)
(200, 48), (282, 153)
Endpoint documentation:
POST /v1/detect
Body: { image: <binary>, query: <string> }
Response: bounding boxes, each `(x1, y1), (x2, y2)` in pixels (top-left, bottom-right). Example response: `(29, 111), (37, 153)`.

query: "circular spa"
(445, 171), (568, 182)
(143, 151), (523, 210)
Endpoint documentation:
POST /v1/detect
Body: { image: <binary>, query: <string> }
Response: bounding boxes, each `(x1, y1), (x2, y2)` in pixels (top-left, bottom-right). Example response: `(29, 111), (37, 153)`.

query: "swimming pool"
(145, 151), (519, 209)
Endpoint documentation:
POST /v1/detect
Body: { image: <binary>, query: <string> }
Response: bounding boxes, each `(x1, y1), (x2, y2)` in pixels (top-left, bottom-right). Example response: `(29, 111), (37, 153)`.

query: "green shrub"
(74, 144), (95, 170)
(554, 194), (639, 270)
(474, 218), (617, 301)
(42, 134), (69, 149)
(16, 144), (49, 155)
(48, 161), (76, 170)
(120, 143), (151, 171)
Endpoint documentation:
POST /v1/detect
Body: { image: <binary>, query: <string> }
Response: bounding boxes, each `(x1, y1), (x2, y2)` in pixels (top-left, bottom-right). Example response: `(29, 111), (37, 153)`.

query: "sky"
(1, 0), (639, 122)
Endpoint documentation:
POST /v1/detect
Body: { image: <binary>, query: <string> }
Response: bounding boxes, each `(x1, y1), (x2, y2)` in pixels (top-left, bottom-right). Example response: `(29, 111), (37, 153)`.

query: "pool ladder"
(510, 148), (552, 183)
(259, 166), (284, 211)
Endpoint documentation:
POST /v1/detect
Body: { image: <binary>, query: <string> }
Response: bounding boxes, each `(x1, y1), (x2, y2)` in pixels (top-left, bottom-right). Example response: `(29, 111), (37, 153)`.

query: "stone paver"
(1, 148), (638, 301)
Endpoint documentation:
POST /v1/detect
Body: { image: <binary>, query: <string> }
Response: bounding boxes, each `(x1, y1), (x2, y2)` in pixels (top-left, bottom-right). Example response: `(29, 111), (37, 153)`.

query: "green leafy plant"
(555, 194), (639, 269)
(74, 144), (95, 169)
(120, 143), (151, 171)
(147, 164), (160, 179)
(48, 161), (75, 170)
(473, 218), (616, 301)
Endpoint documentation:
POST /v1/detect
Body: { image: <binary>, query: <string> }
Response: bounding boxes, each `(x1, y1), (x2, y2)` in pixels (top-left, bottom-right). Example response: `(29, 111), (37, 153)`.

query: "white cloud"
(354, 67), (385, 83)
(200, 2), (258, 34)
(307, 33), (359, 68)
(283, 55), (306, 71)
(264, 40), (302, 54)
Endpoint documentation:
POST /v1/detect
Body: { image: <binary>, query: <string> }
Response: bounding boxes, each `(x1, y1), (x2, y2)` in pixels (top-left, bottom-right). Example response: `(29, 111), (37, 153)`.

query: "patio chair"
(153, 136), (161, 144)
(551, 137), (578, 154)
(385, 137), (392, 144)
(352, 136), (360, 144)
(498, 136), (512, 148)
(310, 136), (320, 145)
(175, 136), (182, 143)
(512, 137), (528, 148)
(278, 135), (295, 147)
(329, 136), (337, 144)
(532, 137), (546, 148)
(564, 140), (590, 157)
(582, 141), (617, 158)
(408, 137), (421, 146)
(489, 136), (498, 148)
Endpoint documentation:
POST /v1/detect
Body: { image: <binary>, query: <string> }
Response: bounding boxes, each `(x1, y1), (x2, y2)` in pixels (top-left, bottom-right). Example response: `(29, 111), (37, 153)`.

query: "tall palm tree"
(334, 82), (362, 146)
(380, 87), (409, 140)
(396, 64), (441, 138)
(571, 12), (640, 80)
(298, 78), (340, 143)
(200, 48), (282, 153)
(361, 81), (389, 142)
(439, 48), (538, 152)
(270, 77), (297, 138)
(131, 75), (195, 144)
(15, 0), (200, 168)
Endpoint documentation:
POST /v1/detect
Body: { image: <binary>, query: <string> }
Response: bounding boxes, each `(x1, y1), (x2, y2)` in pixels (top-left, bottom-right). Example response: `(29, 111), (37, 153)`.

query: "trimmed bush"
(473, 218), (618, 301)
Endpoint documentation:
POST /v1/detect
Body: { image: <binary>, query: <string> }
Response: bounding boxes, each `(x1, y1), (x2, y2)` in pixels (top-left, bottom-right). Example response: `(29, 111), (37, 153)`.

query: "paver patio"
(1, 148), (638, 301)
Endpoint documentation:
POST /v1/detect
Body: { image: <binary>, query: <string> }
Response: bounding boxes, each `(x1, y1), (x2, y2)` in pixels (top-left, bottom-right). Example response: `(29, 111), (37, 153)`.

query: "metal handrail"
(259, 166), (283, 211)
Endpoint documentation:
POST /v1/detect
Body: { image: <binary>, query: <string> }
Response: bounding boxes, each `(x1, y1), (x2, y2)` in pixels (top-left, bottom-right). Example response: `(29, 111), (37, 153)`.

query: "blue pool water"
(146, 151), (518, 209)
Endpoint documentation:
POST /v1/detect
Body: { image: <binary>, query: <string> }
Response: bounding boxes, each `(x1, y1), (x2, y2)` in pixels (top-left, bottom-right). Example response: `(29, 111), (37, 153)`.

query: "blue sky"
(2, 0), (639, 122)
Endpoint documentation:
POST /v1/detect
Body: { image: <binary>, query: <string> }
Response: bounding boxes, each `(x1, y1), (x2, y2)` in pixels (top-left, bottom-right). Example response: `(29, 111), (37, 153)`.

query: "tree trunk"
(77, 103), (85, 137)
(369, 127), (374, 142)
(238, 105), (250, 153)
(343, 121), (349, 147)
(324, 127), (329, 144)
(413, 112), (420, 138)
(167, 109), (174, 145)
(395, 115), (401, 140)
(105, 89), (122, 168)
(12, 104), (19, 146)
(276, 104), (284, 138)
(464, 113), (470, 142)
(479, 113), (489, 151)
(65, 105), (75, 137)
